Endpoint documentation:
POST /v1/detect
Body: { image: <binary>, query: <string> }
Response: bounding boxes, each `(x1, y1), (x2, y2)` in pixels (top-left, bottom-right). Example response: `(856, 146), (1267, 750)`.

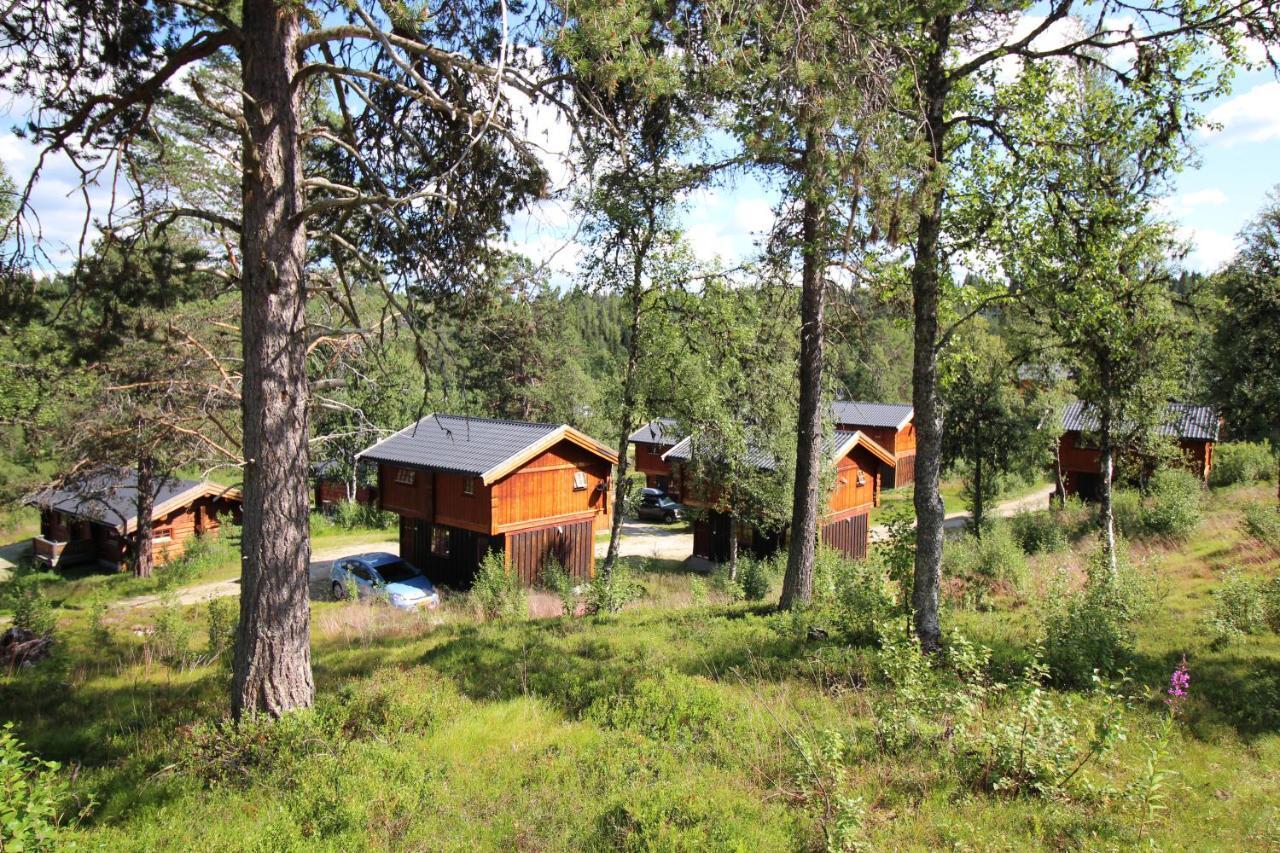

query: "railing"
(32, 536), (67, 563)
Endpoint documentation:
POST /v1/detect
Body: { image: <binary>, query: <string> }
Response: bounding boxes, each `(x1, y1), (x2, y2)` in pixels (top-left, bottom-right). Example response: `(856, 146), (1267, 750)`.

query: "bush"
(584, 566), (644, 615)
(540, 559), (579, 617)
(1203, 569), (1279, 646)
(1243, 502), (1280, 555)
(944, 524), (1028, 608)
(588, 670), (739, 749)
(1009, 510), (1069, 554)
(471, 550), (526, 621)
(177, 711), (332, 787)
(152, 597), (194, 665)
(206, 597), (238, 662)
(0, 723), (84, 849)
(1209, 441), (1276, 488)
(1042, 542), (1153, 688)
(1139, 469), (1203, 538)
(330, 500), (396, 531)
(829, 557), (896, 644)
(155, 527), (240, 591)
(10, 575), (55, 636)
(737, 557), (773, 601)
(1112, 489), (1143, 538)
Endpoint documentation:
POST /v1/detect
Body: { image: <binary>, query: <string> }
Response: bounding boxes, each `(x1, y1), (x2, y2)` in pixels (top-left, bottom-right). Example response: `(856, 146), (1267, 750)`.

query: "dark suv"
(635, 490), (684, 523)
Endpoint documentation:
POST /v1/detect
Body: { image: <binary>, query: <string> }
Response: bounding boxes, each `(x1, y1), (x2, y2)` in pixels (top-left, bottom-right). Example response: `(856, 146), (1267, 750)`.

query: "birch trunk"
(134, 453), (155, 579)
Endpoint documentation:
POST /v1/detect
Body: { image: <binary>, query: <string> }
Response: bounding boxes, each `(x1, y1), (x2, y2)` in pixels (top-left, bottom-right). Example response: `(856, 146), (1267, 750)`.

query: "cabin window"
(856, 471), (867, 487)
(573, 471), (587, 491)
(463, 477), (475, 495)
(153, 525), (173, 542)
(431, 525), (451, 558)
(394, 468), (416, 486)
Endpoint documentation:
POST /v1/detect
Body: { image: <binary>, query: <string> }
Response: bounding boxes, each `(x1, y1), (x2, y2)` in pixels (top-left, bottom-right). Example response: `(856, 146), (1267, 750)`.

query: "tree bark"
(727, 514), (739, 582)
(909, 13), (952, 652)
(603, 287), (645, 581)
(780, 129), (826, 611)
(972, 450), (984, 537)
(134, 453), (155, 579)
(232, 0), (315, 719)
(1098, 406), (1118, 576)
(1053, 440), (1067, 508)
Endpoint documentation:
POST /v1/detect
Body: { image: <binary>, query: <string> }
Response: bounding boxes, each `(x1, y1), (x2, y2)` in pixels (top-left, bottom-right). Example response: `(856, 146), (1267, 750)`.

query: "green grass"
(3, 486), (1280, 849)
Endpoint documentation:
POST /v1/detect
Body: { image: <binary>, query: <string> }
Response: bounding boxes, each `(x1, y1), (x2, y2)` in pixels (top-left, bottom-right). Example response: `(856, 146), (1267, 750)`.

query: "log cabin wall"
(491, 441), (610, 533)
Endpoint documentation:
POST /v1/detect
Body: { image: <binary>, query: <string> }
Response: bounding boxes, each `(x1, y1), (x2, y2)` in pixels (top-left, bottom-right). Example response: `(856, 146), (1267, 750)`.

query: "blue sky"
(4, 40), (1277, 277)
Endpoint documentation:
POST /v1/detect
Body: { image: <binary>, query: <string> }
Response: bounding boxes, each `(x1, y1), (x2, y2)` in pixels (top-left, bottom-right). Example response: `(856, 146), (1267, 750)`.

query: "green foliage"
(1243, 502), (1280, 554)
(9, 574), (56, 636)
(1042, 545), (1153, 688)
(944, 524), (1028, 608)
(1209, 442), (1276, 488)
(540, 559), (579, 618)
(206, 597), (237, 662)
(585, 565), (644, 616)
(176, 711), (332, 787)
(588, 670), (740, 749)
(0, 722), (85, 850)
(151, 597), (194, 665)
(154, 527), (239, 592)
(1139, 469), (1204, 538)
(1009, 509), (1070, 554)
(330, 501), (396, 531)
(737, 556), (773, 601)
(826, 556), (896, 645)
(471, 550), (526, 622)
(1203, 569), (1280, 647)
(87, 597), (111, 648)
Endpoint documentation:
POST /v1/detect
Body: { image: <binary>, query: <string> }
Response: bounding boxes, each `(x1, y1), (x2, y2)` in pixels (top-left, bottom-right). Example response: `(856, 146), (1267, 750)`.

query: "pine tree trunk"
(232, 0), (314, 719)
(909, 14), (952, 652)
(1098, 407), (1118, 576)
(780, 129), (826, 611)
(1053, 441), (1066, 508)
(603, 289), (644, 581)
(972, 452), (984, 537)
(134, 453), (155, 579)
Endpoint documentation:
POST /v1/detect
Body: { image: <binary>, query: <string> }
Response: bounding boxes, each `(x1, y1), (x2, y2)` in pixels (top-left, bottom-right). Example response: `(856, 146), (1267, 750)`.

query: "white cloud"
(732, 196), (775, 234)
(1178, 225), (1237, 272)
(1157, 187), (1228, 217)
(685, 220), (739, 264)
(1203, 82), (1280, 146)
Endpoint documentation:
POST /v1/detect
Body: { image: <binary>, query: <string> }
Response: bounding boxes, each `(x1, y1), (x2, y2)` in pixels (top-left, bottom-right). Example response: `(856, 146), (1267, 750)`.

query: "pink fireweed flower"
(1166, 657), (1190, 712)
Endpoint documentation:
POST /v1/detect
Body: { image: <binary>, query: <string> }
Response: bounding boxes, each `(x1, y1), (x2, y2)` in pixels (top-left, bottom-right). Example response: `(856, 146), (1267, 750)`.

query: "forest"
(0, 0), (1279, 847)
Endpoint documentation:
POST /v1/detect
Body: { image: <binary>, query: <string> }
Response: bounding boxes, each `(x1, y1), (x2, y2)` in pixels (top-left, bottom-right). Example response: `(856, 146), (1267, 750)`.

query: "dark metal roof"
(627, 418), (682, 446)
(662, 430), (871, 472)
(1061, 400), (1220, 442)
(831, 400), (913, 430)
(28, 469), (207, 528)
(356, 414), (564, 478)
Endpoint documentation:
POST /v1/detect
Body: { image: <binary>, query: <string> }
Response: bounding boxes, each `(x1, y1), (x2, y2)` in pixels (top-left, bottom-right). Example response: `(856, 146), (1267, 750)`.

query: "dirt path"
(593, 520), (693, 562)
(109, 540), (399, 611)
(870, 484), (1055, 542)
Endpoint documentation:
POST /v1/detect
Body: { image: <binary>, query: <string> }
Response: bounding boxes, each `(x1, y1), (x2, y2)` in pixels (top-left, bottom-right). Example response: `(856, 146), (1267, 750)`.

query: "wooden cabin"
(663, 430), (894, 563)
(312, 459), (378, 512)
(1057, 400), (1220, 500)
(628, 418), (683, 498)
(831, 401), (916, 488)
(27, 471), (242, 571)
(358, 414), (617, 587)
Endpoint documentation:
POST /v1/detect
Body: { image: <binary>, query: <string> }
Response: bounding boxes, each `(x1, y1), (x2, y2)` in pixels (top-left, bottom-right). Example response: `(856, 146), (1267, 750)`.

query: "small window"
(431, 526), (451, 558)
(152, 526), (173, 542)
(351, 563), (373, 582)
(573, 471), (587, 491)
(856, 471), (867, 487)
(463, 477), (475, 496)
(394, 468), (416, 485)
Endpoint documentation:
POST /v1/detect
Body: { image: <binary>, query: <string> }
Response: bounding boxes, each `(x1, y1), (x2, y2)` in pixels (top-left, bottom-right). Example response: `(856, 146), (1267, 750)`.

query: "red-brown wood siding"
(827, 446), (880, 516)
(316, 479), (377, 510)
(491, 441), (610, 533)
(378, 465), (433, 519)
(433, 471), (492, 533)
(892, 452), (916, 488)
(505, 517), (595, 584)
(1058, 431), (1215, 498)
(820, 511), (869, 560)
(634, 442), (674, 478)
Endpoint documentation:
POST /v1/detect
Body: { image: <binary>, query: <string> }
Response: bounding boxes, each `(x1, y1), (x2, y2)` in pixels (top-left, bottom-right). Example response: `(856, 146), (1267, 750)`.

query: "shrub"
(584, 566), (643, 615)
(1243, 502), (1280, 555)
(1204, 569), (1273, 646)
(176, 711), (331, 787)
(154, 527), (240, 591)
(829, 557), (896, 644)
(1209, 441), (1276, 488)
(1112, 489), (1143, 538)
(330, 500), (396, 531)
(151, 597), (194, 665)
(944, 524), (1028, 608)
(0, 723), (85, 849)
(1009, 509), (1069, 554)
(10, 575), (55, 636)
(1042, 542), (1153, 688)
(1139, 469), (1203, 538)
(206, 597), (238, 662)
(540, 559), (579, 617)
(588, 670), (739, 749)
(471, 550), (526, 621)
(737, 557), (772, 601)
(88, 597), (111, 648)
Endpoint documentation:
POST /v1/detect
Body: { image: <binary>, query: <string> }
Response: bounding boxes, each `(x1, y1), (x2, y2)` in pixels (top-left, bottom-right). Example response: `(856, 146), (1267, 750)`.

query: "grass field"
(2, 484), (1279, 850)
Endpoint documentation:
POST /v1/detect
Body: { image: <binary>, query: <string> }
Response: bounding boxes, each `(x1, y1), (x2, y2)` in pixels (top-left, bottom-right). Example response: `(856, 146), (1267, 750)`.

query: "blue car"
(330, 552), (440, 610)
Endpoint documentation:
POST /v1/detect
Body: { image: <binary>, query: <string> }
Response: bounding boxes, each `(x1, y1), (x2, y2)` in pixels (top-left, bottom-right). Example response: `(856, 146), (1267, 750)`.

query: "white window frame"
(394, 468), (416, 485)
(463, 476), (475, 495)
(573, 470), (588, 491)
